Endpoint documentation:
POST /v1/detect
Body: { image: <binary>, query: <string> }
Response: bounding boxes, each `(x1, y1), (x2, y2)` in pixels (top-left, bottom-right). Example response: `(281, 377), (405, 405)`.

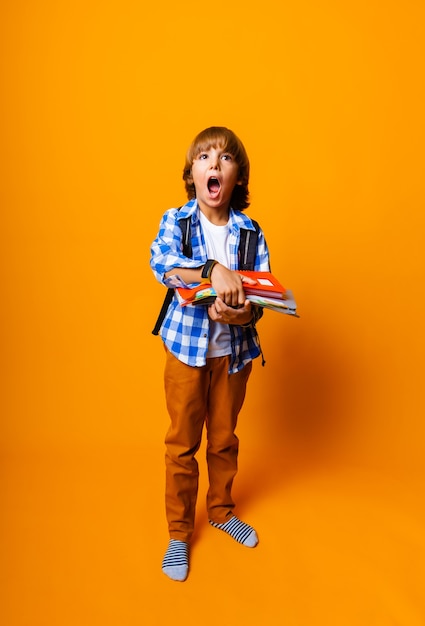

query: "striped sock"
(209, 516), (259, 547)
(162, 539), (189, 582)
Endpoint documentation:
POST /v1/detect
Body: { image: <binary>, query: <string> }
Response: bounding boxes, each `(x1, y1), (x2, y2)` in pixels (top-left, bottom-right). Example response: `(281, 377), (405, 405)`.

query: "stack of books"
(166, 270), (298, 317)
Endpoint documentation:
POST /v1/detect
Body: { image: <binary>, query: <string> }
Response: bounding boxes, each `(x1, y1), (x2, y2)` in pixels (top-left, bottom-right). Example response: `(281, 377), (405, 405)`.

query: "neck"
(198, 202), (230, 226)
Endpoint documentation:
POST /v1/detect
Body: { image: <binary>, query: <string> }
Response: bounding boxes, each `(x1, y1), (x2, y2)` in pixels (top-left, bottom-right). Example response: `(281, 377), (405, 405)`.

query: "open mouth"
(207, 177), (221, 195)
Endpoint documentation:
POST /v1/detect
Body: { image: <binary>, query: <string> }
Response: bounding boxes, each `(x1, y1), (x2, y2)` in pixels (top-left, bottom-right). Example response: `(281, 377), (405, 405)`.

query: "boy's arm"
(209, 264), (254, 308)
(165, 263), (256, 308)
(164, 266), (204, 284)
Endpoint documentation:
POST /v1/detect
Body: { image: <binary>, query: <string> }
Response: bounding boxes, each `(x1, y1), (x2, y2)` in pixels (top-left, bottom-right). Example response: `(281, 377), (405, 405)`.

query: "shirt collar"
(178, 199), (257, 232)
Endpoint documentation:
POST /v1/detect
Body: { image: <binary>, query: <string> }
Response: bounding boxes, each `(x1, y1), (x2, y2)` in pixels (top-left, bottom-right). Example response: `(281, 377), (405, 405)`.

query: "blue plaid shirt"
(150, 199), (270, 373)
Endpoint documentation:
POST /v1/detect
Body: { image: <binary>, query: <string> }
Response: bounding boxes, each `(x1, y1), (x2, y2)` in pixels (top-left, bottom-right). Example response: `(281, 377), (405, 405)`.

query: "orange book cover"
(176, 284), (217, 306)
(237, 271), (287, 300)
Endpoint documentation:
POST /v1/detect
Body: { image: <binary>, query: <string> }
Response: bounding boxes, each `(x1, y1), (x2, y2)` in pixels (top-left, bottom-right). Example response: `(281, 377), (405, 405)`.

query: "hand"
(210, 264), (257, 308)
(208, 297), (253, 326)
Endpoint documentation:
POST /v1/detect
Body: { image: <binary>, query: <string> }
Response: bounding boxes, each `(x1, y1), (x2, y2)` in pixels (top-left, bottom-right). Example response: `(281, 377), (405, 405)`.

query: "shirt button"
(203, 333), (207, 338)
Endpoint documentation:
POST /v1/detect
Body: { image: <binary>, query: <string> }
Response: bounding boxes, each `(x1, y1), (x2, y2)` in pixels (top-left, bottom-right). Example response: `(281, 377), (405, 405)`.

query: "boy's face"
(190, 146), (240, 219)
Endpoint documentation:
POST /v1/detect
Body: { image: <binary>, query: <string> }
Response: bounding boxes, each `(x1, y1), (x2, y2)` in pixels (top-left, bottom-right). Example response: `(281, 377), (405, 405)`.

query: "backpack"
(152, 214), (260, 335)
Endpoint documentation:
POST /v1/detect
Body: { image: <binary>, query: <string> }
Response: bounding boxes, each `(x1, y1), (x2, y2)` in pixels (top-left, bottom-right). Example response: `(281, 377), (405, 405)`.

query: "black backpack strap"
(151, 288), (174, 335)
(180, 216), (192, 258)
(238, 219), (266, 366)
(152, 212), (192, 335)
(238, 220), (260, 270)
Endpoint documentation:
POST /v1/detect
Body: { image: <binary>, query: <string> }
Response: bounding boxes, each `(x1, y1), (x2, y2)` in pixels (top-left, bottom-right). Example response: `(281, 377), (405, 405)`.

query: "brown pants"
(163, 347), (252, 542)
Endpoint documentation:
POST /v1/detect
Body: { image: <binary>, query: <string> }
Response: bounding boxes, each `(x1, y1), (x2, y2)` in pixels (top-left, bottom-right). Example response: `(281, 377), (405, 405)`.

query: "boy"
(150, 126), (270, 581)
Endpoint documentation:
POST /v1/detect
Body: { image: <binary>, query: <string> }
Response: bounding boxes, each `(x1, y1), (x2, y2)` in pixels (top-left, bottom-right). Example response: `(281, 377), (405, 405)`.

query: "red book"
(237, 271), (287, 300)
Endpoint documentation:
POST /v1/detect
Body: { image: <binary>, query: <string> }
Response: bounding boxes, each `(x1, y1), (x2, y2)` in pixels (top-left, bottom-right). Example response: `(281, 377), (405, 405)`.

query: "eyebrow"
(196, 146), (234, 156)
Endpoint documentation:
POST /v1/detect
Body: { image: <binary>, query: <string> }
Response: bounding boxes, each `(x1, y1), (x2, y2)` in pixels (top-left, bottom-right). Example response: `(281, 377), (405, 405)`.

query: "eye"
(221, 153), (233, 161)
(198, 153), (208, 160)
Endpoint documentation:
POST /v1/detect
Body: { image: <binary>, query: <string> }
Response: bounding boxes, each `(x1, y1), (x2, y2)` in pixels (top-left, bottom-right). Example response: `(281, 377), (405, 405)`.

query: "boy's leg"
(163, 348), (209, 543)
(205, 357), (252, 524)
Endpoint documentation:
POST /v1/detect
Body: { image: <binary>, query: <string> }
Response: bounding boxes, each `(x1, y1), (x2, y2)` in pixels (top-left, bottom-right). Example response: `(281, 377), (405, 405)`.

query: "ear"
(184, 167), (193, 185)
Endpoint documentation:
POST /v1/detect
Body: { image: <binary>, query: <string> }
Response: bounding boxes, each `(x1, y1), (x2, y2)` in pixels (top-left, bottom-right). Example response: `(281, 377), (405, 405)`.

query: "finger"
(233, 292), (244, 307)
(214, 296), (225, 311)
(222, 291), (237, 307)
(208, 303), (218, 318)
(240, 275), (257, 285)
(237, 289), (247, 306)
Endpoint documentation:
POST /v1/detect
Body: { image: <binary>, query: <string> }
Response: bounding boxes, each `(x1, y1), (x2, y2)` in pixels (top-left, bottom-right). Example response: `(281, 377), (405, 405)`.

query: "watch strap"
(201, 259), (218, 282)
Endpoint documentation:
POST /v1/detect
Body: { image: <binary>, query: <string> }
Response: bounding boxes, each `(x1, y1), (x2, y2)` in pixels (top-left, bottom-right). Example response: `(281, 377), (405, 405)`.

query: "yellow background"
(1, 1), (425, 624)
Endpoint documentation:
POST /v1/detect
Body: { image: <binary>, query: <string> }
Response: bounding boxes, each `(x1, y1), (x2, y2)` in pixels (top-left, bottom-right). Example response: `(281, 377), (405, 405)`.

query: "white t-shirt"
(199, 211), (232, 358)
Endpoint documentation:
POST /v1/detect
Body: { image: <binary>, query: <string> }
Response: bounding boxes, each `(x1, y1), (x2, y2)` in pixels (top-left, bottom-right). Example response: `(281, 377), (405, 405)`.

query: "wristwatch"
(201, 259), (218, 282)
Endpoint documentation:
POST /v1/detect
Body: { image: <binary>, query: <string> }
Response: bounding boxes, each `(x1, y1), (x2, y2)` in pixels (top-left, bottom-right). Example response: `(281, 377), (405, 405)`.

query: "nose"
(209, 154), (219, 169)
